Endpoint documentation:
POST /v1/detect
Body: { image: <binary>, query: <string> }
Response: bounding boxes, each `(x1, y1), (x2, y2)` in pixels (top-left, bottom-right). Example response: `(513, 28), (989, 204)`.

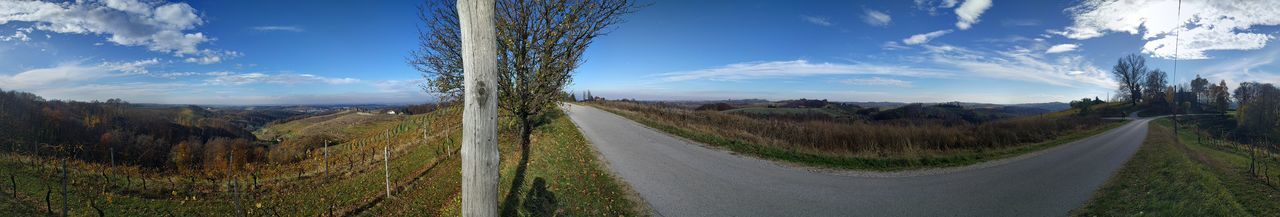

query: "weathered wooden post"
(324, 140), (330, 177)
(9, 174), (15, 198)
(61, 157), (67, 217)
(458, 0), (500, 215)
(384, 146), (392, 198)
(229, 151), (243, 217)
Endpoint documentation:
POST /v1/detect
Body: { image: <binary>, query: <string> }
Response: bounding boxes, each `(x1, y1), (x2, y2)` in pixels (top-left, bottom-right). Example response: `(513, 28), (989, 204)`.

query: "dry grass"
(589, 101), (1116, 170)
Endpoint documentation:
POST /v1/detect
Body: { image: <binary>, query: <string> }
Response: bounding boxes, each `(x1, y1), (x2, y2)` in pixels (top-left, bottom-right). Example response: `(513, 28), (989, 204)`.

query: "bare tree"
(1143, 69), (1168, 106)
(1112, 54), (1149, 106)
(456, 0), (500, 216)
(410, 1), (466, 101)
(1190, 75), (1210, 110)
(411, 0), (638, 147)
(1211, 80), (1231, 113)
(494, 0), (637, 146)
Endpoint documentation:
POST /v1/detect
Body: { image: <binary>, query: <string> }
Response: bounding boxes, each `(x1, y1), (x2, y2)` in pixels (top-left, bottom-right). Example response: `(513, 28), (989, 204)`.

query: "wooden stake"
(384, 146), (392, 198)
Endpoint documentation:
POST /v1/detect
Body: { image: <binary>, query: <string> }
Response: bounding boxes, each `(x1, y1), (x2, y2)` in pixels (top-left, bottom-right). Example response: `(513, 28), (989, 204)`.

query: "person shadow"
(522, 177), (558, 217)
(500, 140), (559, 216)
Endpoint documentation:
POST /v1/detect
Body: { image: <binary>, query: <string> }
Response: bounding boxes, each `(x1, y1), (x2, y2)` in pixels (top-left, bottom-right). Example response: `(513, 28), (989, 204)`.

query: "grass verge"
(588, 103), (1127, 171)
(1073, 118), (1280, 216)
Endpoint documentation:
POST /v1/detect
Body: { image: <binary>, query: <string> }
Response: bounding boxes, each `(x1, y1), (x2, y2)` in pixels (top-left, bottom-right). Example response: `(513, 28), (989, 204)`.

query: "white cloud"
(657, 60), (952, 82)
(184, 50), (243, 64)
(954, 0), (993, 30)
(251, 26), (305, 32)
(862, 9), (891, 27)
(839, 77), (912, 87)
(800, 15), (832, 26)
(0, 59), (159, 89)
(205, 72), (361, 85)
(903, 29), (953, 45)
(1060, 0), (1280, 59)
(0, 27), (31, 41)
(0, 0), (233, 63)
(1045, 44), (1080, 54)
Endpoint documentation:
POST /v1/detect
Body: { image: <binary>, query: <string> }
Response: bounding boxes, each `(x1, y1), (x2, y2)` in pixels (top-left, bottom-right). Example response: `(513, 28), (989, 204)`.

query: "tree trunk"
(458, 0), (499, 216)
(519, 113), (533, 147)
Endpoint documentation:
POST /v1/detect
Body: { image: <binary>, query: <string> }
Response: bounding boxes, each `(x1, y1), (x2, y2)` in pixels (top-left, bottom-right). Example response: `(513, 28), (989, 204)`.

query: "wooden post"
(229, 152), (243, 217)
(458, 0), (500, 216)
(384, 146), (391, 198)
(324, 140), (329, 177)
(61, 158), (67, 217)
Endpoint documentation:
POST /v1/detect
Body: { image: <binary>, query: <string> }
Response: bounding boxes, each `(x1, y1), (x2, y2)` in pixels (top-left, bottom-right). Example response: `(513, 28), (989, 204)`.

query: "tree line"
(1109, 54), (1280, 141)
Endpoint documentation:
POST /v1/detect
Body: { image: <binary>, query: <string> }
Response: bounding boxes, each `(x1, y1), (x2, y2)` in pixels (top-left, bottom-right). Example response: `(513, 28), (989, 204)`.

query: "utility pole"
(1172, 0), (1182, 132)
(458, 0), (500, 216)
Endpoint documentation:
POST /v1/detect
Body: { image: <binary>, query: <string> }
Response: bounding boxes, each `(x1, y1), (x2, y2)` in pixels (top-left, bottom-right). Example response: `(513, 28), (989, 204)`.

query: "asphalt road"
(563, 104), (1153, 217)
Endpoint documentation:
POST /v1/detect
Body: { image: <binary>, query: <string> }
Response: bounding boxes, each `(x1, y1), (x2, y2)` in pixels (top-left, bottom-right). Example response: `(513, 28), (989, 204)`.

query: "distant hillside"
(0, 89), (304, 168)
(255, 110), (406, 142)
(1008, 102), (1070, 112)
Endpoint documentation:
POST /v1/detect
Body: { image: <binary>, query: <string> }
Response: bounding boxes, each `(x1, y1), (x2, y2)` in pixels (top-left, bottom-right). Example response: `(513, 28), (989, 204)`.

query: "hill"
(0, 89), (304, 168)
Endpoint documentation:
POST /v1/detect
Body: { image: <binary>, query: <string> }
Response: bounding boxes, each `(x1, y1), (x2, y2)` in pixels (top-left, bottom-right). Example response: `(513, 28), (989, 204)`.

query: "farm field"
(0, 106), (638, 216)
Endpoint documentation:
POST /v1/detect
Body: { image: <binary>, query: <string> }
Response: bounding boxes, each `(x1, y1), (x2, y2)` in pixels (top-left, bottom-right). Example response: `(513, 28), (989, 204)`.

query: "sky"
(1, 0), (1280, 105)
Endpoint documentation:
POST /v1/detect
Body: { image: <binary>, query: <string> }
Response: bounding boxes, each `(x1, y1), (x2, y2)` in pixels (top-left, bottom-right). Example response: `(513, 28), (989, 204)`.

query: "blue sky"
(2, 0), (1280, 105)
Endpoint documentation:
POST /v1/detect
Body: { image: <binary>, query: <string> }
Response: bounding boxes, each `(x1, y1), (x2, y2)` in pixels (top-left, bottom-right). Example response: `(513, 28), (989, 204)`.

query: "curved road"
(564, 104), (1152, 217)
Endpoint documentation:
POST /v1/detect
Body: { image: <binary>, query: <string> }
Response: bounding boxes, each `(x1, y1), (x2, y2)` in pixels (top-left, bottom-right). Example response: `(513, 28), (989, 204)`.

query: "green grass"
(364, 109), (641, 216)
(1073, 118), (1280, 216)
(0, 107), (641, 216)
(590, 103), (1127, 171)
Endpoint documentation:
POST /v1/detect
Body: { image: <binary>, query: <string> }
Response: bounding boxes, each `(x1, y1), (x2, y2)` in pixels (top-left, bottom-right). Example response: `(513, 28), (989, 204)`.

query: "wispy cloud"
(1200, 47), (1280, 86)
(656, 60), (952, 82)
(862, 9), (892, 27)
(800, 15), (833, 26)
(913, 0), (960, 15)
(251, 26), (306, 32)
(0, 59), (160, 89)
(1045, 44), (1080, 54)
(205, 72), (360, 85)
(839, 77), (912, 87)
(954, 0), (993, 30)
(184, 50), (243, 64)
(922, 44), (1115, 88)
(903, 29), (953, 45)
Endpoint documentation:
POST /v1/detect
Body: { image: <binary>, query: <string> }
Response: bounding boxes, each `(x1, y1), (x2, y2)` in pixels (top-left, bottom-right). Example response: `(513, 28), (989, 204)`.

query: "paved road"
(563, 104), (1153, 217)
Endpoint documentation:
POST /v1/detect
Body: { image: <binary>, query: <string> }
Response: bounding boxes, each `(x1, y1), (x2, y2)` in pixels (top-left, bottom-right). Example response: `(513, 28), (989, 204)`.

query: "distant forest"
(0, 89), (303, 170)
